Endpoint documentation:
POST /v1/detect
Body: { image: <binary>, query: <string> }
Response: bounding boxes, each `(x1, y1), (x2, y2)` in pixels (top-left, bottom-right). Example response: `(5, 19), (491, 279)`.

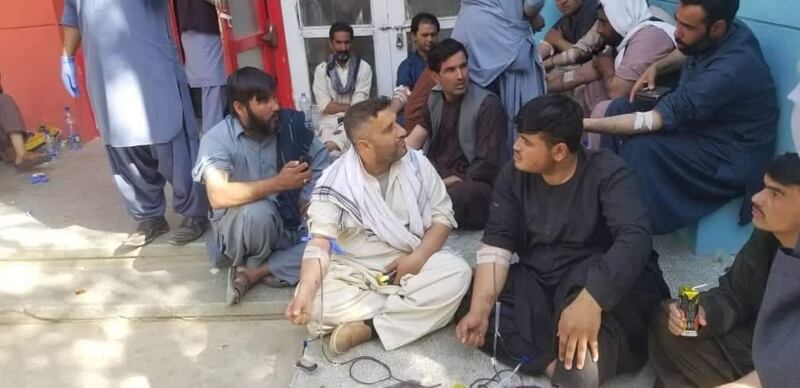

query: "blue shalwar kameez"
(604, 20), (778, 234)
(62, 0), (208, 221)
(452, 0), (546, 153)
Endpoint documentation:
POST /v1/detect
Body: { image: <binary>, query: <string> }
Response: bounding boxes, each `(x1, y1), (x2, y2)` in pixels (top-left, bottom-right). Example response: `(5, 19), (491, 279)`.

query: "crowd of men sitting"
(28, 0), (795, 387)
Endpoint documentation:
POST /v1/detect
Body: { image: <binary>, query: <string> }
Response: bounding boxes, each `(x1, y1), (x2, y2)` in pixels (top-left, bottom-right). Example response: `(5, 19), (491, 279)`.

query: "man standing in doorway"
(312, 22), (373, 158)
(60, 1), (209, 247)
(176, 0), (227, 134)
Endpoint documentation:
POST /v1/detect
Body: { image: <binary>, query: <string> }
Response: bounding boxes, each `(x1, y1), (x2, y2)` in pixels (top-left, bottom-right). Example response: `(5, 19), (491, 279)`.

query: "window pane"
(305, 37), (377, 102)
(229, 0), (259, 37)
(299, 0), (372, 27)
(405, 0), (460, 20)
(237, 48), (263, 70)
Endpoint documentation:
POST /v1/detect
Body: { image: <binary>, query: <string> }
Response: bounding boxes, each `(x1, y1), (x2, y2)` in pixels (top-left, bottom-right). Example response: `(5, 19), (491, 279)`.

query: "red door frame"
(217, 0), (295, 108)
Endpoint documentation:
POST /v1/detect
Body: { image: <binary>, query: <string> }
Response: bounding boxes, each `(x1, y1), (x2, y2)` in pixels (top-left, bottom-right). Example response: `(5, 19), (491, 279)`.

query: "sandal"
(226, 267), (256, 305)
(262, 274), (291, 288)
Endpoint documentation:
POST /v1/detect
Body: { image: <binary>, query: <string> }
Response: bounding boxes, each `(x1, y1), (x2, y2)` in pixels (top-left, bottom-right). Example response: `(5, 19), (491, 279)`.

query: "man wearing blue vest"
(407, 38), (506, 229)
(193, 68), (329, 305)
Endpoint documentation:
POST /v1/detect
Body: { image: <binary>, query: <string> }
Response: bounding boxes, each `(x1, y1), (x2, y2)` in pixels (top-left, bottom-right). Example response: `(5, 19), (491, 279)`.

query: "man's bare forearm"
(656, 49), (686, 76)
(323, 102), (350, 115)
(547, 62), (600, 93)
(583, 111), (664, 135)
(63, 26), (81, 56)
(414, 222), (451, 262)
(717, 371), (761, 388)
(295, 237), (332, 296)
(205, 169), (286, 210)
(470, 262), (509, 316)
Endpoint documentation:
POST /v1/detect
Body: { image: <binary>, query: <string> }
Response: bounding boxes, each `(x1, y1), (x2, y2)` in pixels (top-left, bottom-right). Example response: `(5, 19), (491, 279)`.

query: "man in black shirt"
(649, 153), (800, 388)
(456, 95), (668, 386)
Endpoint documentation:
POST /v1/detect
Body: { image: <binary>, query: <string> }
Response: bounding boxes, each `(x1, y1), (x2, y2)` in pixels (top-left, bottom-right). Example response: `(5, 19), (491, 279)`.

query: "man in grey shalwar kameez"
(452, 0), (547, 154)
(193, 68), (329, 305)
(60, 0), (209, 246)
(176, 0), (227, 134)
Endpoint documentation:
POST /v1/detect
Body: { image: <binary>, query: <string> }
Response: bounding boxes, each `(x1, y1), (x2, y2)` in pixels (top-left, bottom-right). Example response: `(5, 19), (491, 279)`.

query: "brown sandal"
(225, 267), (256, 305)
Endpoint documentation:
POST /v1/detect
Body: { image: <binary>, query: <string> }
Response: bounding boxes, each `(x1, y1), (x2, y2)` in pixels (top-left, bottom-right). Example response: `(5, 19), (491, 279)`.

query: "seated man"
(285, 98), (471, 354)
(539, 0), (599, 62)
(649, 153), (800, 388)
(312, 21), (372, 158)
(193, 67), (329, 305)
(407, 38), (506, 229)
(583, 0), (778, 235)
(0, 72), (50, 169)
(396, 13), (439, 90)
(547, 0), (675, 117)
(456, 95), (668, 386)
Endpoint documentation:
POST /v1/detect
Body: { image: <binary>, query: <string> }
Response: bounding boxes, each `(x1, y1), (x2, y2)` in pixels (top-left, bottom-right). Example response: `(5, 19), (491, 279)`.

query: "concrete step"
(0, 256), (293, 324)
(1, 319), (306, 388)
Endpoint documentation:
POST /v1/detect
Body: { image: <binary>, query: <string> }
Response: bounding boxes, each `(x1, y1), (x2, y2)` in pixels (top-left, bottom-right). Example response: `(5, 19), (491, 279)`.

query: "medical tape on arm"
(634, 111), (656, 132)
(302, 244), (331, 272)
(563, 70), (575, 84)
(476, 244), (512, 268)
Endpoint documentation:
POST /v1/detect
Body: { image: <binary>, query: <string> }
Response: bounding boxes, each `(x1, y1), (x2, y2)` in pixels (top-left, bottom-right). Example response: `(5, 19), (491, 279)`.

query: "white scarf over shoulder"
(311, 148), (432, 253)
(601, 0), (676, 70)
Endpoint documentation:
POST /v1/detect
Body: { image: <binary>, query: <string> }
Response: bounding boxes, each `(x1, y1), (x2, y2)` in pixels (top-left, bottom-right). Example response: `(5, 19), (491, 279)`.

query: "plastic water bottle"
(43, 128), (59, 158)
(64, 106), (81, 151)
(298, 93), (313, 129)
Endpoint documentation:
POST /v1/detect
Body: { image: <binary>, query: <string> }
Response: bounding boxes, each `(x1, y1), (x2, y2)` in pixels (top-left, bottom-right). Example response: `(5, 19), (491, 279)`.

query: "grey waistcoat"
(426, 82), (495, 163)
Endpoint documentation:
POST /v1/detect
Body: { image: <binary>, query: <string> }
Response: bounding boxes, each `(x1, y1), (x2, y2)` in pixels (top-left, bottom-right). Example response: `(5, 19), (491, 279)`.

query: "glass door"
(218, 0), (294, 107)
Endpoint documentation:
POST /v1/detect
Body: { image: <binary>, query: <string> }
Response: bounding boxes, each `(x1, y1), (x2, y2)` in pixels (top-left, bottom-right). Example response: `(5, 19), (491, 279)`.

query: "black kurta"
(480, 149), (668, 378)
(648, 229), (782, 387)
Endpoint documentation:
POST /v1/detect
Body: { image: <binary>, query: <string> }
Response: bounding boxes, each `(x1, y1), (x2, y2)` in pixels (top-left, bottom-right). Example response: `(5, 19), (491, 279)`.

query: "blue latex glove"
(60, 56), (80, 98)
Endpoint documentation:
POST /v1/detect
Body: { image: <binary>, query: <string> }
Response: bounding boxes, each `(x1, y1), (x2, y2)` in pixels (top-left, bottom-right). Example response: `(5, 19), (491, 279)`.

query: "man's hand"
(442, 175), (463, 188)
(592, 54), (616, 79)
(276, 160), (311, 191)
(456, 310), (490, 347)
(629, 63), (658, 102)
(557, 289), (602, 370)
(285, 287), (315, 325)
(665, 301), (708, 336)
(324, 141), (341, 153)
(384, 253), (426, 285)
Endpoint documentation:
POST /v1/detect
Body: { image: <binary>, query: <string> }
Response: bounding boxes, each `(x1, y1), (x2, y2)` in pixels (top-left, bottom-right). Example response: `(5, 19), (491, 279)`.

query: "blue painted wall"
(652, 0), (800, 153)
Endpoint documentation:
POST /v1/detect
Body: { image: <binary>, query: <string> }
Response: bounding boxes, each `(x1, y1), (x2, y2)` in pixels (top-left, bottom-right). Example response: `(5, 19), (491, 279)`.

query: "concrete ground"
(0, 140), (734, 388)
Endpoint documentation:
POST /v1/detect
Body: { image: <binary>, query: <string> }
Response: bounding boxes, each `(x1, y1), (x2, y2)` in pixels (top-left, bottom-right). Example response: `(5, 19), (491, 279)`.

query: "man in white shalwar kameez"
(285, 98), (472, 354)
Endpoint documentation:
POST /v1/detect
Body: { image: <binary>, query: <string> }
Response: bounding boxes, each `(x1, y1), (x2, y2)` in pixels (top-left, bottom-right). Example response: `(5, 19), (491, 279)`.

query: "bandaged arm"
(547, 60), (601, 93)
(295, 237), (332, 298)
(468, 244), (513, 317)
(544, 22), (605, 70)
(583, 110), (664, 136)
